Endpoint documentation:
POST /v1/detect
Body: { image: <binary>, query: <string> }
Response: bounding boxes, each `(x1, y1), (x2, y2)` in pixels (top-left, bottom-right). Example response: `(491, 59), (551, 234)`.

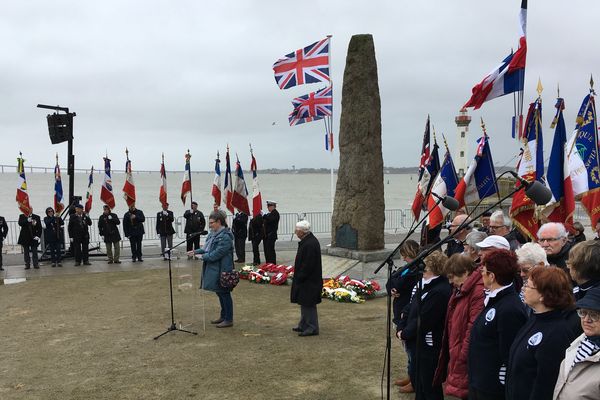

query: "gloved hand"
(33, 236), (39, 242)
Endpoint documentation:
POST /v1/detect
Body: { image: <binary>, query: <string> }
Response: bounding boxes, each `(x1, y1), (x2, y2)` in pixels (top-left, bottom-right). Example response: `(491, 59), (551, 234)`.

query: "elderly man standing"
(537, 222), (572, 270)
(291, 220), (322, 337)
(489, 210), (520, 250)
(446, 214), (472, 256)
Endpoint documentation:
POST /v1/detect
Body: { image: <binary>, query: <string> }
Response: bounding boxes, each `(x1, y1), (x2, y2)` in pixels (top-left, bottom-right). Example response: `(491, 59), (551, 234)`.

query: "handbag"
(220, 269), (240, 289)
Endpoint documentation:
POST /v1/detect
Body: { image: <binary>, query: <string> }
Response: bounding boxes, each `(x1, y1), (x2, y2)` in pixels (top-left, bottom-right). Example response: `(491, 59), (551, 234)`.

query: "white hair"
(516, 242), (549, 266)
(465, 231), (487, 251)
(296, 220), (311, 232)
(491, 210), (512, 228)
(538, 222), (567, 239)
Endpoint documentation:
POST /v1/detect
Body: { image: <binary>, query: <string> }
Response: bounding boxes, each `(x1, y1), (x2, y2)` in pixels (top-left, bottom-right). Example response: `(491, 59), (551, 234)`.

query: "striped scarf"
(572, 336), (600, 368)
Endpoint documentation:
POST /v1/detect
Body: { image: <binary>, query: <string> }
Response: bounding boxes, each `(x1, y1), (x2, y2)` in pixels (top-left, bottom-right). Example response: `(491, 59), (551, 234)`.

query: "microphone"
(431, 192), (460, 211)
(508, 171), (553, 205)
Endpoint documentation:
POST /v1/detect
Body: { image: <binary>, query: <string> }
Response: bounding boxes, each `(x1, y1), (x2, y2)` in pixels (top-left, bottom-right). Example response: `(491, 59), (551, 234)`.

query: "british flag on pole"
(273, 37), (330, 90)
(288, 86), (333, 126)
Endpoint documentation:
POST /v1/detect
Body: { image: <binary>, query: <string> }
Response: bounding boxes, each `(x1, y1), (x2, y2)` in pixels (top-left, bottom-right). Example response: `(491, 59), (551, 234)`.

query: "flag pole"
(327, 34), (334, 212)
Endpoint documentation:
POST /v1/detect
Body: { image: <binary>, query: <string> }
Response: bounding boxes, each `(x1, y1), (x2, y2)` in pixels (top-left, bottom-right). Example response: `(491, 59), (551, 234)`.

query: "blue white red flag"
(464, 0), (527, 110)
(232, 157), (250, 215)
(211, 152), (221, 207)
(85, 167), (94, 214)
(250, 152), (263, 217)
(567, 91), (600, 227)
(273, 37), (330, 90)
(289, 86), (333, 126)
(16, 153), (32, 216)
(325, 131), (334, 152)
(122, 150), (136, 207)
(181, 151), (192, 205)
(223, 147), (234, 214)
(543, 98), (575, 230)
(100, 156), (115, 209)
(454, 134), (498, 207)
(427, 150), (459, 228)
(159, 156), (168, 208)
(411, 117), (441, 220)
(54, 157), (65, 214)
(510, 96), (544, 240)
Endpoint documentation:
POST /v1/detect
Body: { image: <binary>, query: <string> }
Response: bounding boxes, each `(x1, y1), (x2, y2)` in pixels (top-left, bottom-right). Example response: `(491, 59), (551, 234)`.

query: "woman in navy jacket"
(506, 266), (577, 400)
(467, 249), (527, 400)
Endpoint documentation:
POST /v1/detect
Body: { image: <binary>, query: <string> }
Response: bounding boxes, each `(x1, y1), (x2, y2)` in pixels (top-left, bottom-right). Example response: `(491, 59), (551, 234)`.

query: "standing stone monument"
(331, 34), (385, 251)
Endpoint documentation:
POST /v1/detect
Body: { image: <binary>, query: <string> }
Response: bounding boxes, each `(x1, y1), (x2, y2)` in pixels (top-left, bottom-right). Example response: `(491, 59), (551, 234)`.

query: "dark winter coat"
(0, 216), (8, 242)
(98, 213), (121, 243)
(232, 213), (248, 239)
(248, 215), (264, 242)
(68, 213), (92, 241)
(387, 267), (418, 326)
(468, 285), (528, 396)
(17, 213), (42, 246)
(445, 239), (464, 257)
(291, 232), (323, 306)
(183, 209), (205, 234)
(434, 268), (485, 399)
(196, 227), (234, 293)
(506, 309), (577, 400)
(43, 215), (64, 244)
(547, 241), (573, 271)
(123, 208), (145, 238)
(263, 209), (280, 240)
(156, 210), (175, 236)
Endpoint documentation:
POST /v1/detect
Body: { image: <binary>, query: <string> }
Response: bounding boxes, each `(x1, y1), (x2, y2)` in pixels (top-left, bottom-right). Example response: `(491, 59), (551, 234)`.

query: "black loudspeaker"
(47, 113), (73, 144)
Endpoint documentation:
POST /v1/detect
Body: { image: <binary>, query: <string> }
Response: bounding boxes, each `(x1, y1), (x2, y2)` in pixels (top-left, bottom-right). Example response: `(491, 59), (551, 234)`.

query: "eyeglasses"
(577, 309), (600, 322)
(538, 237), (562, 243)
(488, 225), (504, 231)
(523, 283), (537, 290)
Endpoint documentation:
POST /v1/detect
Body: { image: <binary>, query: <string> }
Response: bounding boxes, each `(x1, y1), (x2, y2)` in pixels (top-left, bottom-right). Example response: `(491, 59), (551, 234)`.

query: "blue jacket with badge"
(196, 227), (234, 293)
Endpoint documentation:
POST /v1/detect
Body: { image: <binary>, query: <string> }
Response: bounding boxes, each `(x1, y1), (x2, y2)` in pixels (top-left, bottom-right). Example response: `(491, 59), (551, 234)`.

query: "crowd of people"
(0, 200), (280, 270)
(389, 210), (600, 400)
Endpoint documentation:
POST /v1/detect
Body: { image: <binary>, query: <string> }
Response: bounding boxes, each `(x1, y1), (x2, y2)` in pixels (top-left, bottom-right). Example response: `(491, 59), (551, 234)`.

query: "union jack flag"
(289, 86), (333, 126)
(273, 37), (330, 90)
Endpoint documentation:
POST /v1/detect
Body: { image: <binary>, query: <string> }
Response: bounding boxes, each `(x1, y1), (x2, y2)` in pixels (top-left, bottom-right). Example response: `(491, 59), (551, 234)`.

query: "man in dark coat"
(183, 201), (206, 257)
(18, 209), (42, 269)
(248, 213), (264, 265)
(232, 212), (248, 263)
(68, 204), (92, 266)
(263, 200), (280, 264)
(0, 215), (9, 271)
(123, 204), (145, 262)
(291, 220), (322, 337)
(98, 205), (121, 264)
(156, 202), (175, 260)
(537, 222), (572, 270)
(43, 207), (64, 267)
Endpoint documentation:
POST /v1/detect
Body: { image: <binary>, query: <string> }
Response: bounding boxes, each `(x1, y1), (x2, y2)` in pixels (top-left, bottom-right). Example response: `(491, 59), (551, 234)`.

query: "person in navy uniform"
(232, 212), (248, 263)
(0, 215), (8, 271)
(467, 248), (527, 400)
(123, 204), (145, 262)
(68, 204), (92, 266)
(506, 266), (578, 400)
(263, 200), (280, 264)
(156, 202), (175, 260)
(18, 209), (42, 269)
(98, 205), (121, 264)
(248, 213), (264, 265)
(183, 201), (206, 257)
(43, 207), (64, 267)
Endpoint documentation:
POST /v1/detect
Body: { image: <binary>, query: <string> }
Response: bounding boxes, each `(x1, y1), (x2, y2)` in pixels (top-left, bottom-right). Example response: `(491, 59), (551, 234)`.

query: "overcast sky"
(1, 0), (598, 171)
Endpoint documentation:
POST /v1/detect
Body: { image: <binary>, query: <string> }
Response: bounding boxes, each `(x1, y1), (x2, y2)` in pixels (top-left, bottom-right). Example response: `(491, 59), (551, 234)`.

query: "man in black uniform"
(0, 215), (8, 271)
(98, 205), (121, 264)
(232, 211), (248, 263)
(156, 202), (175, 260)
(18, 208), (42, 269)
(248, 213), (264, 265)
(68, 204), (92, 266)
(263, 200), (280, 264)
(183, 201), (206, 258)
(123, 204), (145, 262)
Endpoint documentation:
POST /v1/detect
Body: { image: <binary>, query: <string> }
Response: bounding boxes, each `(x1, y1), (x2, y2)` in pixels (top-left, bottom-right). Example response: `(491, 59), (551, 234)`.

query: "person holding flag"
(263, 200), (280, 264)
(98, 205), (121, 264)
(68, 204), (92, 266)
(249, 147), (264, 265)
(156, 202), (175, 261)
(16, 153), (41, 269)
(43, 207), (64, 267)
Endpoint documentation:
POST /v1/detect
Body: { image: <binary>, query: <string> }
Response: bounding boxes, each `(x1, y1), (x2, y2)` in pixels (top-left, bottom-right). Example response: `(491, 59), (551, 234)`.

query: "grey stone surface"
(331, 34), (385, 250)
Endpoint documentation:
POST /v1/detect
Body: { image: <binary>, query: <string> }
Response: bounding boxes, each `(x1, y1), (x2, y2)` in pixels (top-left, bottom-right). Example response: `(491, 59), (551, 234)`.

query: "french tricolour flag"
(211, 153), (221, 206)
(464, 0), (527, 110)
(231, 157), (250, 215)
(250, 153), (263, 217)
(223, 148), (234, 214)
(454, 135), (498, 208)
(427, 150), (458, 228)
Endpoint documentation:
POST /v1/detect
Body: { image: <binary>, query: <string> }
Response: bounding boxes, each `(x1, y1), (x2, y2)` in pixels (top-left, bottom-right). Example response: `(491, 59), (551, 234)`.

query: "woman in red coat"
(434, 253), (485, 399)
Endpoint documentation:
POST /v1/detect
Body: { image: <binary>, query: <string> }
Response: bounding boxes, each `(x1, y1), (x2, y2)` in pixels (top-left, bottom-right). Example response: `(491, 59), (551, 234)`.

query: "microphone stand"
(153, 230), (206, 340)
(376, 196), (444, 400)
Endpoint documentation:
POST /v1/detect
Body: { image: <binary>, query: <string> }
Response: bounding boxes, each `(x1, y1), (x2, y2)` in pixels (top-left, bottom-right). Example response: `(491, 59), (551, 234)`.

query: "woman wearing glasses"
(506, 267), (577, 400)
(553, 287), (600, 399)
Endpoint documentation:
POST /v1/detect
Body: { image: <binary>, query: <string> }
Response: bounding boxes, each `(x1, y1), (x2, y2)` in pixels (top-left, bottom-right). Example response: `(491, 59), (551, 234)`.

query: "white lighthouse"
(455, 107), (471, 177)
